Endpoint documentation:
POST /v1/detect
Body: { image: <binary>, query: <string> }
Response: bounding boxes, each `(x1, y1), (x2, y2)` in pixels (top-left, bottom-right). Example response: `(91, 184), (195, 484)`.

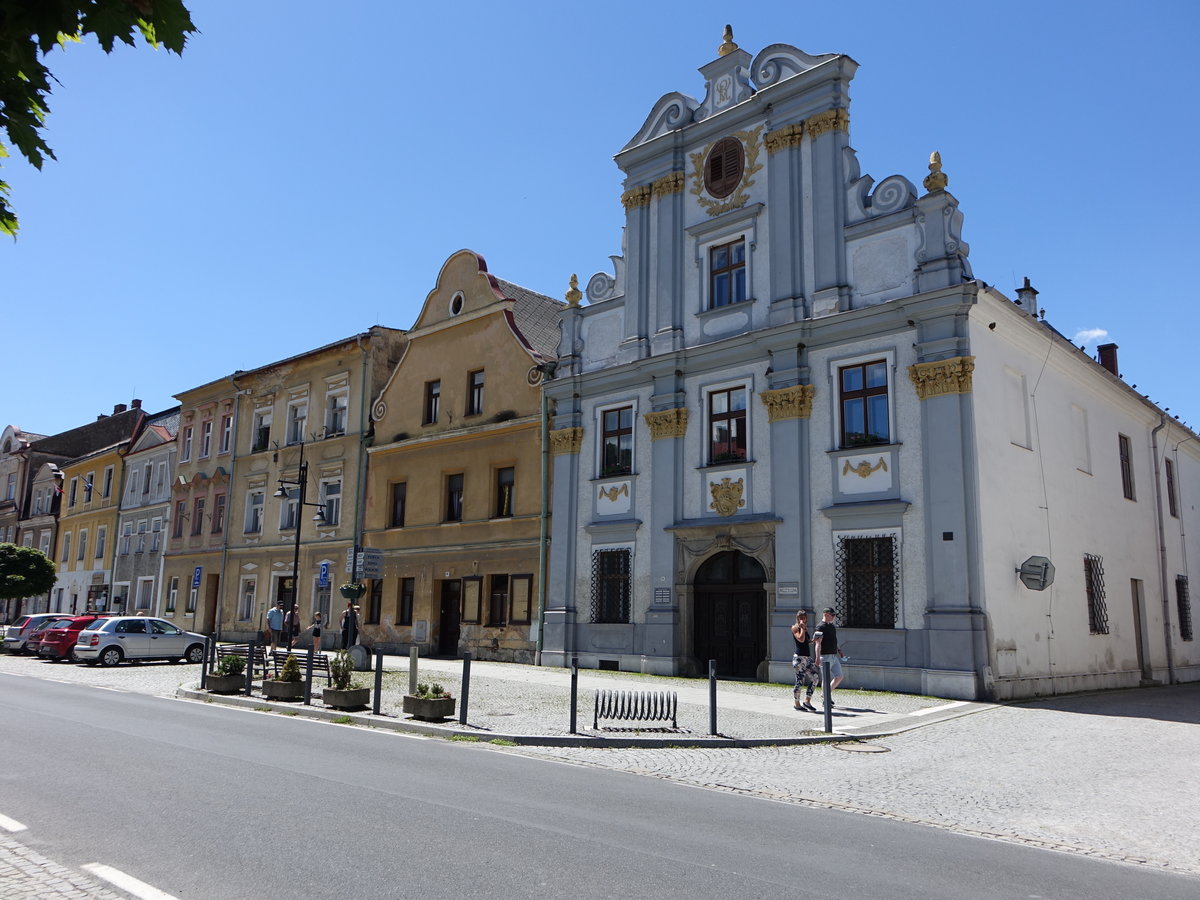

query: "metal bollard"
(200, 636), (211, 690)
(460, 652), (471, 725)
(822, 659), (832, 733)
(409, 646), (419, 697)
(373, 651), (384, 715)
(709, 659), (718, 736)
(303, 646), (314, 705)
(569, 656), (579, 734)
(244, 640), (256, 696)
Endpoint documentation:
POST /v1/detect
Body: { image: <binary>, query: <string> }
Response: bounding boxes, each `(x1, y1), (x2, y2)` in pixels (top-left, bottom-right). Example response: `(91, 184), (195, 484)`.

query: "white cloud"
(1073, 328), (1109, 345)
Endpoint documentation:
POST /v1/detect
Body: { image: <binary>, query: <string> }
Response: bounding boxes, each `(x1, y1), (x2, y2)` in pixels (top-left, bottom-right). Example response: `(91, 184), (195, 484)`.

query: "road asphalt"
(3, 649), (1198, 896)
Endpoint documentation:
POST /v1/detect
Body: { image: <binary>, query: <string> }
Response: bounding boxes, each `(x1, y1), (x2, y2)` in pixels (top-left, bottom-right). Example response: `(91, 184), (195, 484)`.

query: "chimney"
(113, 403), (128, 415)
(1015, 276), (1039, 316)
(131, 398), (142, 409)
(1097, 343), (1119, 376)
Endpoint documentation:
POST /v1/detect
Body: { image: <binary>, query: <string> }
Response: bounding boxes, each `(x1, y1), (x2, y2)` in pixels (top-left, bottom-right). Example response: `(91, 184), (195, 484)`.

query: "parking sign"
(192, 566), (202, 588)
(319, 561), (330, 588)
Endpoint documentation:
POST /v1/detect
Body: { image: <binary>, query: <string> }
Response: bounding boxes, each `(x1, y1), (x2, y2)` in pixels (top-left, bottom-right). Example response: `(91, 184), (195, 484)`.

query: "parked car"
(3, 613), (73, 654)
(74, 616), (206, 667)
(23, 617), (76, 656)
(36, 614), (111, 662)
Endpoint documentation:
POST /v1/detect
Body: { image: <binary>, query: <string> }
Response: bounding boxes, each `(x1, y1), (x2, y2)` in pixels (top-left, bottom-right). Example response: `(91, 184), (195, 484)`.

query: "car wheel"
(99, 647), (123, 667)
(68, 649), (78, 663)
(184, 644), (205, 664)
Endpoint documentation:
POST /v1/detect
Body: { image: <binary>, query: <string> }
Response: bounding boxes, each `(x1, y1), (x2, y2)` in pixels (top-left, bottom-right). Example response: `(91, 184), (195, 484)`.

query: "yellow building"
(218, 327), (405, 642)
(362, 250), (562, 661)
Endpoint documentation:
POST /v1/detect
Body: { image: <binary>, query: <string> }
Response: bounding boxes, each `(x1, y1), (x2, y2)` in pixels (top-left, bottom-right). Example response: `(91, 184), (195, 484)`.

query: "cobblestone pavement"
(0, 835), (126, 899)
(4, 651), (1199, 882)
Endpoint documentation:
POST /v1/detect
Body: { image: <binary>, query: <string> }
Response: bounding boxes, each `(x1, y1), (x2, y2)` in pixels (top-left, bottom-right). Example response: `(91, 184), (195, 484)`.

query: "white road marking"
(82, 863), (178, 899)
(909, 700), (969, 717)
(0, 813), (27, 832)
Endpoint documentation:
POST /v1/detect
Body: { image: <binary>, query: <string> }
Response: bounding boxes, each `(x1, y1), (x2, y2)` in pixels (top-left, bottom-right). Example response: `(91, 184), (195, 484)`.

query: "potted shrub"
(262, 652), (304, 701)
(339, 582), (366, 600)
(207, 654), (245, 694)
(322, 649), (370, 710)
(402, 681), (456, 722)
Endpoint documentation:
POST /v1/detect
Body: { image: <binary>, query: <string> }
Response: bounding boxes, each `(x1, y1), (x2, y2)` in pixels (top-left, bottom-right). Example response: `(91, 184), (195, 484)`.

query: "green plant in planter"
(277, 653), (302, 682)
(215, 654), (245, 677)
(330, 650), (354, 691)
(339, 582), (366, 600)
(414, 681), (453, 700)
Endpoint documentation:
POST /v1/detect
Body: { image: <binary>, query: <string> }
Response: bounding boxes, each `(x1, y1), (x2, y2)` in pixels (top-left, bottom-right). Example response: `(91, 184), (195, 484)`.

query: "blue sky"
(4, 1), (1198, 436)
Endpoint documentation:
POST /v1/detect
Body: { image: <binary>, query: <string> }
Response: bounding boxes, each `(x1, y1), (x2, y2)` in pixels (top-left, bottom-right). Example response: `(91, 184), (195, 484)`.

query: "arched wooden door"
(692, 550), (766, 679)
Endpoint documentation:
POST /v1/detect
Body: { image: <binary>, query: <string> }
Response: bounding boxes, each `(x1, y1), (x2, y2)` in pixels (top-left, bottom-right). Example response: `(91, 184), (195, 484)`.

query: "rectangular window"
(61, 532), (71, 562)
(835, 535), (899, 628)
(166, 576), (178, 614)
(424, 380), (441, 425)
(219, 414), (234, 454)
(495, 467), (514, 518)
(461, 576), (482, 624)
(325, 392), (348, 436)
(3, 473), (13, 500)
(212, 494), (226, 534)
(77, 529), (87, 561)
(1118, 434), (1135, 500)
(136, 520), (147, 553)
(191, 498), (206, 536)
(95, 526), (106, 560)
(390, 482), (407, 528)
(320, 479), (341, 526)
(708, 387), (747, 464)
(840, 361), (890, 447)
(367, 580), (381, 625)
(252, 410), (272, 452)
(709, 238), (746, 308)
(150, 517), (162, 551)
(32, 489), (43, 515)
(1084, 553), (1109, 634)
(591, 549), (631, 623)
(136, 578), (155, 612)
(39, 532), (51, 556)
(1165, 459), (1178, 518)
(83, 471), (94, 502)
(180, 426), (193, 462)
(601, 406), (633, 476)
(186, 587), (197, 613)
(315, 584), (331, 626)
(238, 577), (256, 621)
(280, 489), (298, 530)
(102, 466), (114, 498)
(156, 462), (167, 497)
(287, 401), (307, 445)
(1177, 576), (1193, 642)
(173, 500), (187, 538)
(510, 574), (533, 625)
(487, 575), (509, 626)
(199, 420), (213, 458)
(466, 370), (485, 416)
(445, 473), (464, 522)
(397, 578), (414, 626)
(68, 478), (78, 508)
(245, 491), (264, 533)
(143, 464), (153, 495)
(121, 523), (132, 555)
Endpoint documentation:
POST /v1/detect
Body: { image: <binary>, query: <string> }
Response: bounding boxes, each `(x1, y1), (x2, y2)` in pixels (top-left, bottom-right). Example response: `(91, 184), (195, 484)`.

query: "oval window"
(449, 292), (465, 316)
(704, 137), (744, 199)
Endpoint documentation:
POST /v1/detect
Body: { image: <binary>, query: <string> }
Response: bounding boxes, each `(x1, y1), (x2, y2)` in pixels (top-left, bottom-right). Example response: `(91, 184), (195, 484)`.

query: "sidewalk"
(180, 654), (993, 747)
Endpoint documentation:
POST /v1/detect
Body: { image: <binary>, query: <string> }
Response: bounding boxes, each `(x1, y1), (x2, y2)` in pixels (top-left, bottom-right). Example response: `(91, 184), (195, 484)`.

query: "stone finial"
(923, 150), (948, 193)
(718, 24), (738, 57)
(565, 274), (582, 306)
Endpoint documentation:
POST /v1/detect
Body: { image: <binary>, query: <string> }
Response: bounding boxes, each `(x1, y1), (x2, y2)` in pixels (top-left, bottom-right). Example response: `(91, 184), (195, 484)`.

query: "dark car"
(21, 617), (75, 657)
(37, 614), (110, 661)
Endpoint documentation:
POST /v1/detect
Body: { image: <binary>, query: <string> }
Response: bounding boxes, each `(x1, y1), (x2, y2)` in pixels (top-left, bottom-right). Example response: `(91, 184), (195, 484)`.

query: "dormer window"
(704, 137), (744, 198)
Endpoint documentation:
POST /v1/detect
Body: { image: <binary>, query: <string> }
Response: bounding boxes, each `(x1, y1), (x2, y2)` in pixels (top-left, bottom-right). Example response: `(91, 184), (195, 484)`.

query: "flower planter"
(339, 585), (366, 600)
(402, 695), (456, 722)
(323, 687), (370, 710)
(206, 674), (245, 695)
(262, 679), (304, 701)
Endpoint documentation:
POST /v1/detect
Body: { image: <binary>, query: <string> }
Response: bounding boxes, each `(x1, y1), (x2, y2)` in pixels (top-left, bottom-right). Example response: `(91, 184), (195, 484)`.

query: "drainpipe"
(351, 333), (372, 590)
(534, 362), (556, 664)
(1151, 414), (1175, 684)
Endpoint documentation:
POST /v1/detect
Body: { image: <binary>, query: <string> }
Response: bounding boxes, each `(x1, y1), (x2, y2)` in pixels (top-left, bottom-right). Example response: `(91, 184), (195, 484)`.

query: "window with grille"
(1084, 553), (1109, 634)
(1118, 434), (1135, 500)
(709, 238), (746, 308)
(834, 535), (899, 627)
(591, 549), (631, 624)
(1177, 576), (1192, 642)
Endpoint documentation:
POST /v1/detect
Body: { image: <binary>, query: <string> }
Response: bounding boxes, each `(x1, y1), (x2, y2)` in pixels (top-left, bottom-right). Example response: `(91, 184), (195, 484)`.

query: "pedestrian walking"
(283, 603), (301, 650)
(309, 611), (324, 652)
(813, 607), (846, 707)
(265, 601), (284, 652)
(340, 601), (359, 649)
(791, 609), (819, 711)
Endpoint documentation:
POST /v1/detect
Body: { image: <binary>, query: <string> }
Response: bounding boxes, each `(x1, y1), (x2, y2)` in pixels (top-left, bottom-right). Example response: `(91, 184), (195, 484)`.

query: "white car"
(74, 616), (206, 667)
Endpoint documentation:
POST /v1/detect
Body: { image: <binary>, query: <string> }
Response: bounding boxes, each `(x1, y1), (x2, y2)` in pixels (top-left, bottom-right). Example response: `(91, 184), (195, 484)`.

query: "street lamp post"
(273, 441), (326, 641)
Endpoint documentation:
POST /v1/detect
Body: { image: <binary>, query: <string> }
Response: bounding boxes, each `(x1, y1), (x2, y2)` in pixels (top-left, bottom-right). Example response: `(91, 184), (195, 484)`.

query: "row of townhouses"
(3, 30), (1198, 699)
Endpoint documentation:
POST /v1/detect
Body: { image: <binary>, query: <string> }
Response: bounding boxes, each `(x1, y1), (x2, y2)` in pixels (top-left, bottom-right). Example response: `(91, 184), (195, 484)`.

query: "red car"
(21, 617), (75, 657)
(36, 615), (110, 662)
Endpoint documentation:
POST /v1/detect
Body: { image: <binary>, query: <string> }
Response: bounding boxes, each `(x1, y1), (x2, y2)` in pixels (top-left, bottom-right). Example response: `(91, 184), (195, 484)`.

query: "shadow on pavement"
(1019, 683), (1200, 725)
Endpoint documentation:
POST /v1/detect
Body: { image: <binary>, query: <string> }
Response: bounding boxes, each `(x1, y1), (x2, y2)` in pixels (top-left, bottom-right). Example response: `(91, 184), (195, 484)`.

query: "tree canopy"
(0, 542), (57, 600)
(0, 0), (196, 236)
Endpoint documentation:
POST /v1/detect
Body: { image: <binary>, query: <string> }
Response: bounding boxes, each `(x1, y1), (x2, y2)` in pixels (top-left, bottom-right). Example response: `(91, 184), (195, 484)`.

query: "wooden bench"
(270, 649), (332, 685)
(216, 644), (270, 678)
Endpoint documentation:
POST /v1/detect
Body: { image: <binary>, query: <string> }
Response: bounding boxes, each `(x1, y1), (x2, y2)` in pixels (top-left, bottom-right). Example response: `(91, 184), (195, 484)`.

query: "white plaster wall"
(846, 228), (916, 306)
(806, 330), (927, 629)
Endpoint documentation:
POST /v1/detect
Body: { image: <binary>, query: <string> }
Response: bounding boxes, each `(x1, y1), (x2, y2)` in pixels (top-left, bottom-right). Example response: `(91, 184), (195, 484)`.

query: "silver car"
(3, 613), (70, 654)
(74, 616), (206, 667)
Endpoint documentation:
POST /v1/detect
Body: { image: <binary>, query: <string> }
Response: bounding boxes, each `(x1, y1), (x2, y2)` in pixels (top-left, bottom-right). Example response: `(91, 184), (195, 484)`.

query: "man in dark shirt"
(813, 607), (845, 705)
